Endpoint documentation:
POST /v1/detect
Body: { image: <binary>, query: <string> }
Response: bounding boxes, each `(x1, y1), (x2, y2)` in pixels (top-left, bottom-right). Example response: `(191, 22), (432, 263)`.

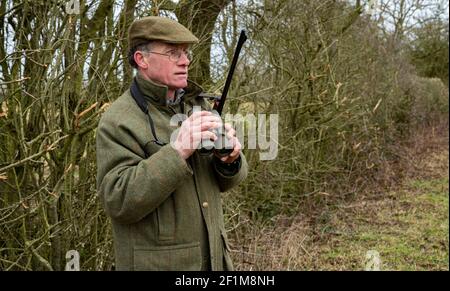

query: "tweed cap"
(128, 16), (199, 49)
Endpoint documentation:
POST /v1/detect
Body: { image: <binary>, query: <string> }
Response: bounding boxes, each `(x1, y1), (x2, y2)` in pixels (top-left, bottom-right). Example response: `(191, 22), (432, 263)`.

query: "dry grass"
(229, 215), (314, 270)
(229, 120), (449, 270)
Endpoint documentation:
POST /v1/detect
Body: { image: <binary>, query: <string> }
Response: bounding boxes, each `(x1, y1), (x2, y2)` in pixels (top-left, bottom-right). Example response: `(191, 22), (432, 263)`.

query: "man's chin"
(172, 80), (188, 89)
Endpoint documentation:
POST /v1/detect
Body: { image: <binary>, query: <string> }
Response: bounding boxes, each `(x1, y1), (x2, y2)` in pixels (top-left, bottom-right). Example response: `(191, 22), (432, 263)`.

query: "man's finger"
(230, 139), (241, 157)
(201, 131), (217, 141)
(226, 128), (236, 139)
(223, 123), (233, 131)
(200, 121), (220, 131)
(191, 115), (221, 126)
(191, 110), (213, 118)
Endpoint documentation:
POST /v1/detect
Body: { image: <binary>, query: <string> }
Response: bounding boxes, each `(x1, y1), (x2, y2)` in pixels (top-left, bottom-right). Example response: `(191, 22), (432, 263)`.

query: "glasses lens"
(169, 50), (192, 62)
(186, 51), (192, 61)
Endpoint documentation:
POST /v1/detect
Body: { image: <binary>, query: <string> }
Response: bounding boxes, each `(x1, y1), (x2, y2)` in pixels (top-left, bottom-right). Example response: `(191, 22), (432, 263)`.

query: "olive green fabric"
(96, 73), (248, 271)
(128, 16), (199, 49)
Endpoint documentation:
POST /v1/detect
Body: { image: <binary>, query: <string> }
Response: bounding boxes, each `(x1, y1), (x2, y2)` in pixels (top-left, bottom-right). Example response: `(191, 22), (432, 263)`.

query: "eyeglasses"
(145, 49), (192, 63)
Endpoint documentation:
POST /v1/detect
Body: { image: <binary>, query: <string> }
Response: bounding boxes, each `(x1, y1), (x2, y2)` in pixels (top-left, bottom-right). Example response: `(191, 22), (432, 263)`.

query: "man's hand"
(215, 123), (242, 163)
(172, 111), (221, 160)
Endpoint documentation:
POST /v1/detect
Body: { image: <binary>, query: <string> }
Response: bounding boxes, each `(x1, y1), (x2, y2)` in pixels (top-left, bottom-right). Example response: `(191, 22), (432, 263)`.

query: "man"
(96, 16), (248, 271)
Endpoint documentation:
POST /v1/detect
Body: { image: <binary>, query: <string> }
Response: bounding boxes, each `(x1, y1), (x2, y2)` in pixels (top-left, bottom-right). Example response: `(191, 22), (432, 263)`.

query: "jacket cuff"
(162, 144), (194, 175)
(213, 155), (241, 177)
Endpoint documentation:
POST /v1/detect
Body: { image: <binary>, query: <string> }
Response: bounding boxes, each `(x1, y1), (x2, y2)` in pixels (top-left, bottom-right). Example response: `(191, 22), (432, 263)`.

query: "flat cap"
(128, 16), (199, 49)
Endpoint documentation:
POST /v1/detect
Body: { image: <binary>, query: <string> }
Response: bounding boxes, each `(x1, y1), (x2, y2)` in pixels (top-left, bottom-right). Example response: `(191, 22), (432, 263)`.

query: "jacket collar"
(135, 72), (203, 108)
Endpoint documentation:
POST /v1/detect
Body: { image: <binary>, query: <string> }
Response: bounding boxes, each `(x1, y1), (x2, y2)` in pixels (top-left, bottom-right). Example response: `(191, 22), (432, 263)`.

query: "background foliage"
(0, 0), (448, 270)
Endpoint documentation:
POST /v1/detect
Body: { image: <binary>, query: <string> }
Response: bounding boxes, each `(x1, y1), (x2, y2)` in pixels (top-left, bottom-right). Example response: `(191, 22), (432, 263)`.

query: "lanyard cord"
(130, 78), (168, 147)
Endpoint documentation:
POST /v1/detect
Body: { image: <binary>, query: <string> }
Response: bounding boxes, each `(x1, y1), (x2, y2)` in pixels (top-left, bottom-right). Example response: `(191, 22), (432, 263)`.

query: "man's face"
(139, 42), (191, 90)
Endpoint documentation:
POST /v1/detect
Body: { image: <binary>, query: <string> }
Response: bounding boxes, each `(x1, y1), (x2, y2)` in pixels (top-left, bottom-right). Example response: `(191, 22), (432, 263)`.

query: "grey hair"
(128, 42), (153, 69)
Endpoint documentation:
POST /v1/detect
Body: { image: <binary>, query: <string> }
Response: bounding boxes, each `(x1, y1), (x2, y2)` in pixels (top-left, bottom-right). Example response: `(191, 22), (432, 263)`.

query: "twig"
(0, 135), (69, 173)
(0, 77), (30, 86)
(77, 102), (98, 119)
(25, 241), (53, 271)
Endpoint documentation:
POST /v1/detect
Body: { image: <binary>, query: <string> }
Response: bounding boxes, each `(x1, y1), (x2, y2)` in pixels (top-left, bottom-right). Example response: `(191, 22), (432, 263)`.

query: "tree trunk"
(176, 0), (231, 86)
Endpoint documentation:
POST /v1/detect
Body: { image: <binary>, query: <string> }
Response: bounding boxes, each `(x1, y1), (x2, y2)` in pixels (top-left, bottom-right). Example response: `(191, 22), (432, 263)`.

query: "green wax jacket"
(96, 73), (248, 271)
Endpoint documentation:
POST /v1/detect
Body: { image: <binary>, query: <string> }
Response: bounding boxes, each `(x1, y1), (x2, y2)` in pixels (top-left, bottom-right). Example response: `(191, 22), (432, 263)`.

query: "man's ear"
(134, 51), (149, 69)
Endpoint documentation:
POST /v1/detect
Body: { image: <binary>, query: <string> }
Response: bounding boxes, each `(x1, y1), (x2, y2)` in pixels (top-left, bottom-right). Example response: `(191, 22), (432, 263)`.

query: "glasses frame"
(144, 49), (192, 63)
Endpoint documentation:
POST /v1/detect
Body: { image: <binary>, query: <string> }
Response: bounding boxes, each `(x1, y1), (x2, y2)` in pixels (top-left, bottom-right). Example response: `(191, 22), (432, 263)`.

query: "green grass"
(320, 177), (449, 270)
(230, 138), (448, 271)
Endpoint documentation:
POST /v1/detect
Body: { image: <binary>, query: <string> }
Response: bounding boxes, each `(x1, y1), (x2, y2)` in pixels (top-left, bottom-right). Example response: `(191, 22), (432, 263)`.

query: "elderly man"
(96, 16), (248, 271)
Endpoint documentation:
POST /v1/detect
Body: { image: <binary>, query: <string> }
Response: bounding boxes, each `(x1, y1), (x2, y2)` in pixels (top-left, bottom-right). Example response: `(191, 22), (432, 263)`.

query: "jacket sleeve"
(96, 115), (193, 225)
(213, 153), (248, 193)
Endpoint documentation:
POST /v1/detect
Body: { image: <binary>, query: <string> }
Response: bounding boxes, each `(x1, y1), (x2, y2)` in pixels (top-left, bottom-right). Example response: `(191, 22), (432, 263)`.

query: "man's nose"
(177, 53), (190, 66)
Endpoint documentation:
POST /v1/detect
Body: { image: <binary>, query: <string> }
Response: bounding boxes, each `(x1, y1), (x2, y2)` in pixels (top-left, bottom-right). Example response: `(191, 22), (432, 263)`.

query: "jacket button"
(202, 202), (209, 208)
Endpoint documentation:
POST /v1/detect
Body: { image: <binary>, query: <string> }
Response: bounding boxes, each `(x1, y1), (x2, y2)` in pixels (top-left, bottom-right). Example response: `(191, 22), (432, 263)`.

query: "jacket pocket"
(133, 242), (201, 271)
(221, 230), (234, 271)
(156, 195), (175, 241)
